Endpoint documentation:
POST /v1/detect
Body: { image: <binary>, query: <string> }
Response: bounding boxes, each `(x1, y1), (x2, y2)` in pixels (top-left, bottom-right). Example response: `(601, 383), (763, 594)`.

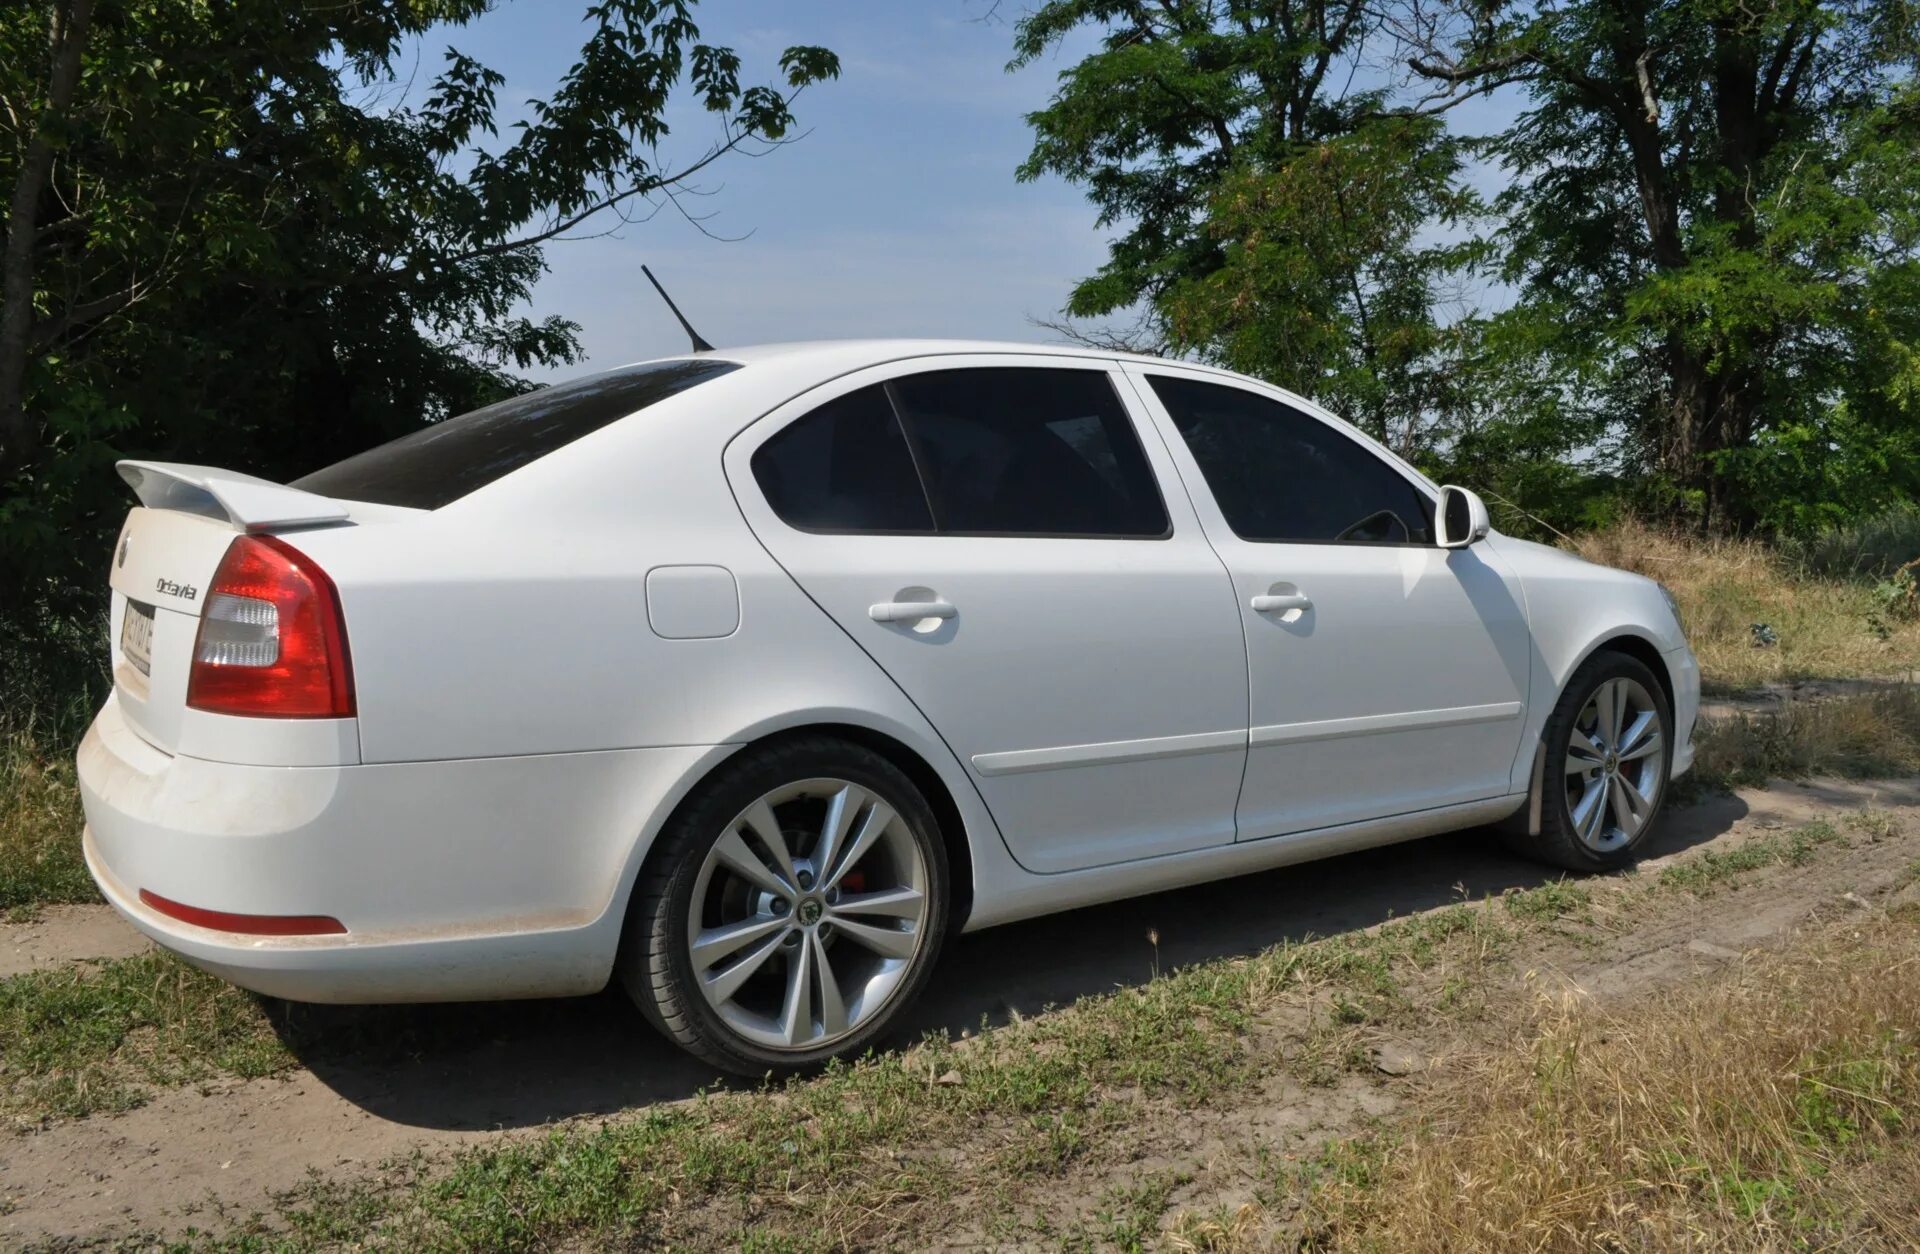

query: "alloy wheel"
(1562, 676), (1665, 855)
(685, 778), (930, 1050)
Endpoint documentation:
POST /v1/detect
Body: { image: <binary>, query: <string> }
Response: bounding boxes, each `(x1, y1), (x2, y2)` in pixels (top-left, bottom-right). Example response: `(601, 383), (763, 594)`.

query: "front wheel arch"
(1511, 633), (1679, 837)
(1507, 647), (1674, 870)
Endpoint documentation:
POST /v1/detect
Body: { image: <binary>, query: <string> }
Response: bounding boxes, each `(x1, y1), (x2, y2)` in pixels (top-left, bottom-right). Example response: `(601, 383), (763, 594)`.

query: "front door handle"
(1250, 592), (1312, 614)
(869, 599), (957, 624)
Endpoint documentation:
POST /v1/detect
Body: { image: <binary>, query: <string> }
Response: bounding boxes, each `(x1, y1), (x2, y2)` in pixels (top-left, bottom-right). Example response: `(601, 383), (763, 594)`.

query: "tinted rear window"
(293, 358), (741, 509)
(751, 383), (935, 532)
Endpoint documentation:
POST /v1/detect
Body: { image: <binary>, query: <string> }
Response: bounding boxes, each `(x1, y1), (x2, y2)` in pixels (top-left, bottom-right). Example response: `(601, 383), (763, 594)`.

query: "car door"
(1126, 367), (1532, 840)
(726, 355), (1249, 874)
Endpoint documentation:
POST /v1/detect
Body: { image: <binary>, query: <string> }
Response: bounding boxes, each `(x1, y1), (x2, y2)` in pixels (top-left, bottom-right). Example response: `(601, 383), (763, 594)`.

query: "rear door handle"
(869, 599), (957, 624)
(1250, 592), (1312, 614)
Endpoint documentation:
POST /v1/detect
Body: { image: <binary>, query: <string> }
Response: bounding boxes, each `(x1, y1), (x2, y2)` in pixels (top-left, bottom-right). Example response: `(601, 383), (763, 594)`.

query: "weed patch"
(0, 953), (290, 1124)
(1687, 687), (1920, 791)
(0, 725), (93, 915)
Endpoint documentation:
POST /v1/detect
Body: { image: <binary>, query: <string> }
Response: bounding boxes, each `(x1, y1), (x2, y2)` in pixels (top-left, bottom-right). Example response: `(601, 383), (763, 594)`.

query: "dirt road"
(6, 776), (1920, 1245)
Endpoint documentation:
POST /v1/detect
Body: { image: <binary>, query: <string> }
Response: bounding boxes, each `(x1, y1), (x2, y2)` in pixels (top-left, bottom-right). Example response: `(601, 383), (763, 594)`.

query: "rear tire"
(620, 735), (950, 1076)
(1507, 650), (1672, 873)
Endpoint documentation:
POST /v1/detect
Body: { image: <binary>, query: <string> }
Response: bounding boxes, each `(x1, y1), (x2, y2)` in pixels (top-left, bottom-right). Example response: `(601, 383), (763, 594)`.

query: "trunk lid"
(107, 461), (356, 756)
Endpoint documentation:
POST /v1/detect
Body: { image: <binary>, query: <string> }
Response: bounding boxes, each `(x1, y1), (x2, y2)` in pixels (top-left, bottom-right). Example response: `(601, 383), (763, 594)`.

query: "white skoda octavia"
(79, 340), (1698, 1073)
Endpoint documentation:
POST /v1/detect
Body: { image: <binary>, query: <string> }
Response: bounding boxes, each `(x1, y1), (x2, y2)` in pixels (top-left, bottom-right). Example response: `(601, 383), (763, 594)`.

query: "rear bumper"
(77, 694), (719, 1003)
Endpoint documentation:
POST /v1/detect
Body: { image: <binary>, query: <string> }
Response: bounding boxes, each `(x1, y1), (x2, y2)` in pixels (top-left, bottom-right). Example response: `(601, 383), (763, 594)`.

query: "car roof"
(604, 338), (1190, 374)
(578, 339), (1438, 494)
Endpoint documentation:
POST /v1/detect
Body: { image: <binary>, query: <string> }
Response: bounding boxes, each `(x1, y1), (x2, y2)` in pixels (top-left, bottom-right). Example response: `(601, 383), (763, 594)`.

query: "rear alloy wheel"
(623, 737), (949, 1074)
(1512, 651), (1672, 872)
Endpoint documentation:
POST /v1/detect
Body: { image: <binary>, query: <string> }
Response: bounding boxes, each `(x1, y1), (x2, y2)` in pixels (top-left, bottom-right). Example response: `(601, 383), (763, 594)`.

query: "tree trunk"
(1623, 14), (1772, 533)
(0, 0), (96, 477)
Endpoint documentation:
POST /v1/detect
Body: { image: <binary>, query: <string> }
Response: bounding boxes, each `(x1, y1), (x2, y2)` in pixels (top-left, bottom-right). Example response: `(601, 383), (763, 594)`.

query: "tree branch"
(423, 94), (802, 272)
(29, 282), (145, 352)
(1634, 48), (1659, 124)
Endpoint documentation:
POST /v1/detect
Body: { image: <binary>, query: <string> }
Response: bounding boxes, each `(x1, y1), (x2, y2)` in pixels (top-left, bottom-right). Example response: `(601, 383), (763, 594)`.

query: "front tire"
(1513, 651), (1672, 872)
(621, 735), (950, 1075)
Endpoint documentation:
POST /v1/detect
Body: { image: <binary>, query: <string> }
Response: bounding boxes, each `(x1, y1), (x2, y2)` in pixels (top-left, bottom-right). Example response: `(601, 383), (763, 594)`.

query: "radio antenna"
(642, 264), (715, 354)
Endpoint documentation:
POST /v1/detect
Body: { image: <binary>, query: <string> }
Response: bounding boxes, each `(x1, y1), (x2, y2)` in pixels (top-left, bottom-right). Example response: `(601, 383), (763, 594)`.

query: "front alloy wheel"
(1512, 650), (1673, 872)
(623, 736), (949, 1074)
(1562, 675), (1666, 855)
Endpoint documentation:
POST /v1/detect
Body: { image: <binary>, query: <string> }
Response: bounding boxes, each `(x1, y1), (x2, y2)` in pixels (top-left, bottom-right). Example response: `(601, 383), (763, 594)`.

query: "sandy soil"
(0, 904), (150, 978)
(5, 777), (1920, 1245)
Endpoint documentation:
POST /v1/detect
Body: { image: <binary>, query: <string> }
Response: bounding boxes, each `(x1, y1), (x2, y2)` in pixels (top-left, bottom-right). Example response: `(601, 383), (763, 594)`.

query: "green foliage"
(1159, 116), (1485, 453)
(0, 1), (837, 698)
(1022, 0), (1920, 538)
(1421, 0), (1920, 530)
(0, 722), (91, 914)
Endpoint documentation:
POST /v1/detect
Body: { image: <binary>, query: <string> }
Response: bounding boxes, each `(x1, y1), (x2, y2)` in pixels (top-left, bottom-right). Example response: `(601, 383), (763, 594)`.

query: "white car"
(78, 340), (1698, 1073)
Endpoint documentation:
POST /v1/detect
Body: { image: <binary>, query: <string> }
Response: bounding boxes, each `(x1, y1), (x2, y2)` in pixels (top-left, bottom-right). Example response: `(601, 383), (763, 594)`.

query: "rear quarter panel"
(284, 363), (1022, 931)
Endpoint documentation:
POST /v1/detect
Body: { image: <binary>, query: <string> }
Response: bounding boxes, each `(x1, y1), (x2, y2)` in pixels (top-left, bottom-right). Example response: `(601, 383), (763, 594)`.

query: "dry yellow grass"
(1689, 686), (1920, 788)
(1570, 520), (1920, 692)
(1294, 913), (1920, 1251)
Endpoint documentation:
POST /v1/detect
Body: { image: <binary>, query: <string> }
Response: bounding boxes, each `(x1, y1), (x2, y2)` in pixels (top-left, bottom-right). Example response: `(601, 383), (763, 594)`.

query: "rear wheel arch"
(619, 722), (976, 951)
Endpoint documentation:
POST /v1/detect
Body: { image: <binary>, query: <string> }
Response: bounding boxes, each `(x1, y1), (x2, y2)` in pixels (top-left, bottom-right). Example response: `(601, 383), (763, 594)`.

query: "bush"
(1787, 502), (1920, 580)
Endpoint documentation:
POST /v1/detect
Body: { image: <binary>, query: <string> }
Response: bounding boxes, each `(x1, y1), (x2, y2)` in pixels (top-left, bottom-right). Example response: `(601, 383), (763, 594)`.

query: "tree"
(1011, 0), (1484, 456)
(1156, 116), (1482, 455)
(0, 0), (836, 699)
(1397, 0), (1920, 530)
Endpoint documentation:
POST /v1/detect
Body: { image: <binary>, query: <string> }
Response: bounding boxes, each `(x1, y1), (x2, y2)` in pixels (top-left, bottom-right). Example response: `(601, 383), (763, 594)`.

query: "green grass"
(0, 952), (292, 1124)
(1787, 502), (1920, 580)
(0, 724), (95, 916)
(1655, 819), (1849, 894)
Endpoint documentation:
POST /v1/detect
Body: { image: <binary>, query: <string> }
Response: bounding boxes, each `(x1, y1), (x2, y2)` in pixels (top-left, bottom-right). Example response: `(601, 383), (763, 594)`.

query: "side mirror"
(1436, 485), (1490, 549)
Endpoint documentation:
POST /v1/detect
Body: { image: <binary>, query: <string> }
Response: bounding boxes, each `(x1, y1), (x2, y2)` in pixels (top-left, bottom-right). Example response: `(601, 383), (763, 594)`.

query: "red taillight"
(139, 888), (347, 936)
(186, 534), (354, 718)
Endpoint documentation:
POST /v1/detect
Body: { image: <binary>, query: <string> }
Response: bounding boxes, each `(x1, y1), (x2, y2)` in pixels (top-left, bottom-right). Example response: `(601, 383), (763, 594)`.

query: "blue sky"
(410, 2), (1520, 381)
(402, 1), (1115, 379)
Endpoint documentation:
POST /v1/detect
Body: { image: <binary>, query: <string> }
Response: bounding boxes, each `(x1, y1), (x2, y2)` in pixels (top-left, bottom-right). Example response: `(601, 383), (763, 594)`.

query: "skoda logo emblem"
(797, 899), (823, 926)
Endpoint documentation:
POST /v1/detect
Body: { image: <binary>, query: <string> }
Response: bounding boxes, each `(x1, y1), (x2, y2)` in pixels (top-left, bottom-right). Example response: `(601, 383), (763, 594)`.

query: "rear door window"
(294, 358), (741, 509)
(887, 367), (1169, 537)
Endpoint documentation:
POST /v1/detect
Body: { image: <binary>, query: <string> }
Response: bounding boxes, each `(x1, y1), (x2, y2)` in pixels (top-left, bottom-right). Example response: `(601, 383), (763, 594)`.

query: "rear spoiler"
(117, 460), (351, 531)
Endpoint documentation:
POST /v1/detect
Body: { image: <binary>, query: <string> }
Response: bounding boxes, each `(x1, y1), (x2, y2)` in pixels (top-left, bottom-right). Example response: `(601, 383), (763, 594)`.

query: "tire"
(1507, 650), (1673, 873)
(620, 734), (950, 1075)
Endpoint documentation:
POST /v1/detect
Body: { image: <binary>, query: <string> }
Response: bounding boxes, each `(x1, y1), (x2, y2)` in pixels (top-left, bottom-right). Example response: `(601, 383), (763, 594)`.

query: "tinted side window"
(294, 359), (741, 509)
(888, 368), (1168, 537)
(752, 384), (934, 532)
(1147, 376), (1433, 544)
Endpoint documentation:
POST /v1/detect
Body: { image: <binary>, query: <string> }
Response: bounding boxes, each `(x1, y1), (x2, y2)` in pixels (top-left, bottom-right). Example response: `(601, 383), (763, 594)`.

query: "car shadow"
(276, 791), (1750, 1131)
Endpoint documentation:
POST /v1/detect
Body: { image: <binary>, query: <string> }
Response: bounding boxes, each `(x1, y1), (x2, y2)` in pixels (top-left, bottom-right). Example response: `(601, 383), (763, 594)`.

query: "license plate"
(121, 601), (154, 677)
